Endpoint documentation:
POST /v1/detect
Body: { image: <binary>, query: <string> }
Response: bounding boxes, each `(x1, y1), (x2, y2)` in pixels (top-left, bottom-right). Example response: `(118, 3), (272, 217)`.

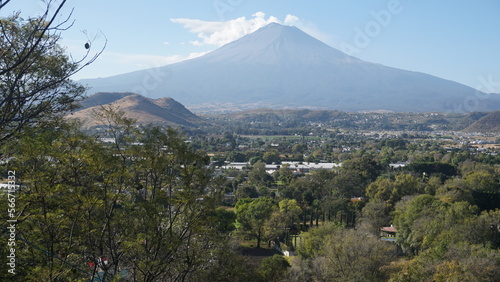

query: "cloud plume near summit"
(171, 12), (330, 47)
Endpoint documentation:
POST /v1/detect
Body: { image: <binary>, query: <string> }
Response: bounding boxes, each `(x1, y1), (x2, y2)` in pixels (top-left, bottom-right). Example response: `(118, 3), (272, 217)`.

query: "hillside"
(68, 92), (204, 128)
(463, 111), (500, 133)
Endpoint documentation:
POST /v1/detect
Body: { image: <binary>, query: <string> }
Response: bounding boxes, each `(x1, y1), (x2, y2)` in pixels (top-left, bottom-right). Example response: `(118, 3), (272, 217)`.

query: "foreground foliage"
(0, 120), (227, 281)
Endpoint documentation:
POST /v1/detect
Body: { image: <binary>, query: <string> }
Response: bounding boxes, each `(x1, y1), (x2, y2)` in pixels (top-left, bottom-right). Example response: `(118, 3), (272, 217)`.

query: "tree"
(262, 199), (303, 247)
(392, 194), (497, 256)
(274, 164), (294, 188)
(463, 171), (500, 210)
(297, 222), (340, 259)
(0, 1), (104, 141)
(341, 155), (384, 183)
(226, 151), (246, 162)
(257, 255), (291, 282)
(386, 242), (500, 281)
(295, 224), (397, 281)
(365, 173), (422, 208)
(248, 161), (273, 188)
(235, 184), (259, 199)
(262, 150), (281, 164)
(279, 199), (302, 229)
(464, 171), (499, 194)
(211, 208), (237, 234)
(408, 161), (457, 177)
(359, 199), (392, 235)
(235, 197), (275, 248)
(393, 195), (446, 255)
(317, 228), (397, 281)
(291, 143), (307, 154)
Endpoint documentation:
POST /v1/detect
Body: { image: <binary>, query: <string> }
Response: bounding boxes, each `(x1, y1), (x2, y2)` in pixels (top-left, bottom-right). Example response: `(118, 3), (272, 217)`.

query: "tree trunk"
(257, 228), (262, 248)
(315, 208), (319, 226)
(303, 210), (307, 227)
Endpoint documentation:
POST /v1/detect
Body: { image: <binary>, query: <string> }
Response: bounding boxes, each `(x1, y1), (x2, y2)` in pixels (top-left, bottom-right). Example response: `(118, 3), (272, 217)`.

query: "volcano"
(80, 23), (500, 113)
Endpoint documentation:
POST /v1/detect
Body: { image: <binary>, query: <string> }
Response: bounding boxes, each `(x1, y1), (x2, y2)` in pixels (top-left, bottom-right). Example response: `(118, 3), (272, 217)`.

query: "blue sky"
(2, 0), (500, 92)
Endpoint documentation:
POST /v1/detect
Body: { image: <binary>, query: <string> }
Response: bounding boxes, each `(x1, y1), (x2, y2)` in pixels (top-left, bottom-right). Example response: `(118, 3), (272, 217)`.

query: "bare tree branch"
(0, 0), (106, 141)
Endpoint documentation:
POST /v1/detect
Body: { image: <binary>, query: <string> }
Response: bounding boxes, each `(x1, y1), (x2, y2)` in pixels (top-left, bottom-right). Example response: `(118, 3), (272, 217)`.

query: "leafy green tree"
(316, 228), (397, 281)
(331, 170), (366, 197)
(262, 150), (281, 164)
(296, 224), (397, 281)
(122, 125), (224, 281)
(226, 151), (247, 162)
(393, 194), (496, 256)
(2, 123), (126, 280)
(235, 197), (275, 248)
(274, 164), (294, 188)
(463, 170), (500, 210)
(284, 175), (316, 226)
(464, 171), (499, 193)
(291, 143), (307, 154)
(211, 208), (237, 234)
(282, 169), (341, 227)
(341, 155), (384, 184)
(194, 248), (259, 282)
(260, 199), (303, 246)
(424, 175), (443, 195)
(386, 243), (500, 281)
(279, 199), (302, 228)
(366, 173), (422, 208)
(235, 183), (259, 199)
(436, 177), (473, 204)
(408, 161), (457, 177)
(297, 222), (340, 259)
(332, 156), (383, 198)
(248, 161), (273, 188)
(358, 199), (392, 235)
(393, 195), (446, 255)
(258, 255), (290, 282)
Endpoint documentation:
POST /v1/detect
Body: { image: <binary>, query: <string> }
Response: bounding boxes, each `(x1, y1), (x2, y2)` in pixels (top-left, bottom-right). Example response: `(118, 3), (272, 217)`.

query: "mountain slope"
(463, 111), (500, 133)
(68, 93), (203, 127)
(80, 23), (500, 113)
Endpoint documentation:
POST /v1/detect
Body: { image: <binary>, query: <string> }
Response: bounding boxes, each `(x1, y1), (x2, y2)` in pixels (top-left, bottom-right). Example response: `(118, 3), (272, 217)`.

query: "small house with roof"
(380, 225), (397, 242)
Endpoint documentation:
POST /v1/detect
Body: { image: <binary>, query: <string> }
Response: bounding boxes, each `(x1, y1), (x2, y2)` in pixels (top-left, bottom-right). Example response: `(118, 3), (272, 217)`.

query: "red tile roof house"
(380, 225), (397, 242)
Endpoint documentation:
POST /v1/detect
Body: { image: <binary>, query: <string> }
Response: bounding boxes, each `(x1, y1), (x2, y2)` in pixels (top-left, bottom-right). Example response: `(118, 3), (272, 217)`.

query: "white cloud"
(171, 12), (330, 47)
(284, 14), (300, 25)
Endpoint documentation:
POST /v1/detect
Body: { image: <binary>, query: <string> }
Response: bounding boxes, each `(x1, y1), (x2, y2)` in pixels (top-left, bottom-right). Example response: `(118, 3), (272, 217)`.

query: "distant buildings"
(389, 162), (408, 169)
(221, 161), (342, 175)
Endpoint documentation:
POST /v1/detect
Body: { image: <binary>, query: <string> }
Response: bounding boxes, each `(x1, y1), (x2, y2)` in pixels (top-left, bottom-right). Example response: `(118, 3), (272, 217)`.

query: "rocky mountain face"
(80, 23), (500, 113)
